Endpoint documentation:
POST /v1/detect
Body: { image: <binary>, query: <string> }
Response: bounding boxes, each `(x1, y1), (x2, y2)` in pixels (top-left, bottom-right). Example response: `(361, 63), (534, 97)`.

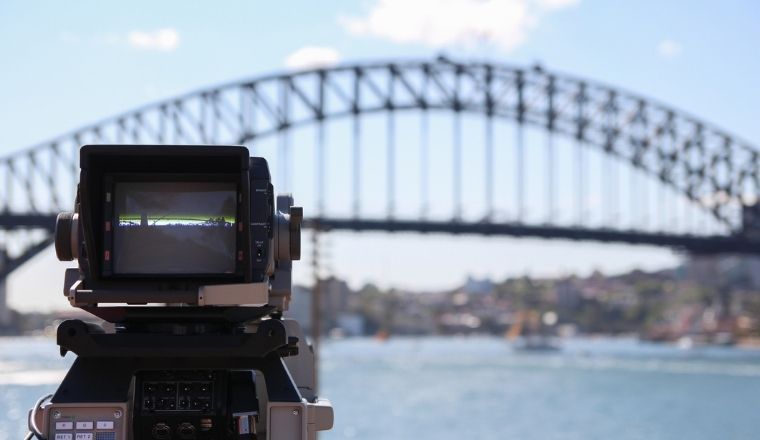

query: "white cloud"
(80, 28), (181, 51)
(657, 39), (682, 59)
(339, 0), (578, 53)
(537, 0), (580, 10)
(126, 28), (181, 51)
(285, 46), (341, 69)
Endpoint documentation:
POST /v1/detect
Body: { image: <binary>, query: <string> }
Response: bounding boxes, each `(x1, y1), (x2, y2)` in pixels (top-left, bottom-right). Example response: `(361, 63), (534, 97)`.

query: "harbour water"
(2, 336), (760, 439)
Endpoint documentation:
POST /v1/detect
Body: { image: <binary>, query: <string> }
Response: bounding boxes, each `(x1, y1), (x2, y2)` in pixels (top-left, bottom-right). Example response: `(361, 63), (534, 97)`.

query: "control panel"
(44, 403), (127, 440)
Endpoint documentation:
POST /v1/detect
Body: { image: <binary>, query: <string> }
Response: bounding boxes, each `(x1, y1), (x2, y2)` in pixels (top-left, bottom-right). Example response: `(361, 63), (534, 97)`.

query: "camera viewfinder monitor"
(107, 178), (239, 276)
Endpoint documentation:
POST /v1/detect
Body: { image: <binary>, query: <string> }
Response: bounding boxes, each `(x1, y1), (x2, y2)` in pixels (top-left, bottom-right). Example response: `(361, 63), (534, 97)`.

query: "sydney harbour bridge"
(0, 57), (759, 321)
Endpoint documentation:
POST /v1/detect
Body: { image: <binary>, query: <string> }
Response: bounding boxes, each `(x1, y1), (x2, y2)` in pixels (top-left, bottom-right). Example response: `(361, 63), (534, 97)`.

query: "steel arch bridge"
(1, 56), (760, 284)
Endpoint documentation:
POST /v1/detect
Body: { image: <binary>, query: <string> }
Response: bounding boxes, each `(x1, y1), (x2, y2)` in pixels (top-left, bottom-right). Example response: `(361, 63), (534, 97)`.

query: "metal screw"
(292, 409), (299, 416)
(53, 410), (61, 419)
(113, 409), (123, 419)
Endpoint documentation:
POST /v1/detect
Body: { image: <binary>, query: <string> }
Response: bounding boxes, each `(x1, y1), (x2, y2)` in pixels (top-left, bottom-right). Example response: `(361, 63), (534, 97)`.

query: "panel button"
(55, 434), (73, 440)
(96, 421), (115, 429)
(76, 422), (94, 430)
(76, 434), (94, 440)
(56, 422), (74, 430)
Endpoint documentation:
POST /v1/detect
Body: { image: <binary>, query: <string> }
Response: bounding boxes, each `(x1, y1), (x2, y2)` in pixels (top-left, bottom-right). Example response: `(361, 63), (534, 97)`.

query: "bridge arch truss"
(1, 57), (759, 277)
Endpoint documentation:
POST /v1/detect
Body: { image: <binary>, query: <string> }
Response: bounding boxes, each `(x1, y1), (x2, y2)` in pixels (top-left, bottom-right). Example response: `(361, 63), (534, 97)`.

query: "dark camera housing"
(57, 145), (276, 306)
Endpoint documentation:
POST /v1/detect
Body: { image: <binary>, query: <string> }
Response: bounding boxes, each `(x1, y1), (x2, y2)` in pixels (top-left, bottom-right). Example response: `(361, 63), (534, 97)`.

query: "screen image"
(112, 181), (237, 275)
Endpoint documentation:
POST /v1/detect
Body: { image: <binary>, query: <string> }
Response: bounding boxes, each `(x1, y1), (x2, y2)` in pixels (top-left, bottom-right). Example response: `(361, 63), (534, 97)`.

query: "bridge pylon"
(0, 250), (10, 327)
(742, 203), (760, 241)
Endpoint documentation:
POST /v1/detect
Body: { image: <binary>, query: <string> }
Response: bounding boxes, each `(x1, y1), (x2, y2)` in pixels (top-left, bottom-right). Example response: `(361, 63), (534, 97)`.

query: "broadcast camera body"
(30, 145), (333, 440)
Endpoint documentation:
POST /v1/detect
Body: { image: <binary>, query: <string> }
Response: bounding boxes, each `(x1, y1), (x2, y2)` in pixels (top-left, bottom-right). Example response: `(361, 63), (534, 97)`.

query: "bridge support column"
(0, 248), (10, 327)
(0, 276), (8, 327)
(0, 249), (8, 328)
(742, 202), (760, 240)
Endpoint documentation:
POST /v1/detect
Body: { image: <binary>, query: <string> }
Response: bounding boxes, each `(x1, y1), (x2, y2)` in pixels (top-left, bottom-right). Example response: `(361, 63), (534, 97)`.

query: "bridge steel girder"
(0, 214), (56, 230)
(0, 57), (759, 277)
(304, 218), (760, 255)
(2, 214), (758, 260)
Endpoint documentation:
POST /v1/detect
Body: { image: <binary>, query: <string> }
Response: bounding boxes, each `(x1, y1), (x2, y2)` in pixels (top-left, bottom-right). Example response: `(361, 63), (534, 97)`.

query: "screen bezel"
(102, 172), (246, 279)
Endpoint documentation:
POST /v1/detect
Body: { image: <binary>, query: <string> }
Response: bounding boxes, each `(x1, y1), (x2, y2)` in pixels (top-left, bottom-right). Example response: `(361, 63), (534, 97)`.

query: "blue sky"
(2, 0), (759, 311)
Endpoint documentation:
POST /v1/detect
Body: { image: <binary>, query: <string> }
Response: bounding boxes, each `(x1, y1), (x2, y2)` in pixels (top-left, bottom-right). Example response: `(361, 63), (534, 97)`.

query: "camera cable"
(26, 393), (53, 440)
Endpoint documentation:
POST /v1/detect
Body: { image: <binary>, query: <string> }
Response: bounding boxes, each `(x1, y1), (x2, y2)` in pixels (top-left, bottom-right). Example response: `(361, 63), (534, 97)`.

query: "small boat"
(507, 310), (561, 352)
(374, 329), (390, 342)
(514, 334), (561, 352)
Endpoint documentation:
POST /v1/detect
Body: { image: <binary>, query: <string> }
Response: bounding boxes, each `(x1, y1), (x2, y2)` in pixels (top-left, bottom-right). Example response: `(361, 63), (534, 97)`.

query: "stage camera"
(27, 145), (332, 440)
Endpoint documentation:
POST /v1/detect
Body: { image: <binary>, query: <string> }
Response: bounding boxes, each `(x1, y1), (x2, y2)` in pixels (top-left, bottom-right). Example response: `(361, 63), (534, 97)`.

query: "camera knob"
(275, 195), (303, 262)
(289, 206), (302, 260)
(55, 212), (78, 261)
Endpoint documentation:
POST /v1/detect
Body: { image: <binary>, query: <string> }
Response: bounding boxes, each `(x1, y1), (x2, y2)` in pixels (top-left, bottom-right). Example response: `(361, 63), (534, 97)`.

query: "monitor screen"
(112, 181), (238, 275)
